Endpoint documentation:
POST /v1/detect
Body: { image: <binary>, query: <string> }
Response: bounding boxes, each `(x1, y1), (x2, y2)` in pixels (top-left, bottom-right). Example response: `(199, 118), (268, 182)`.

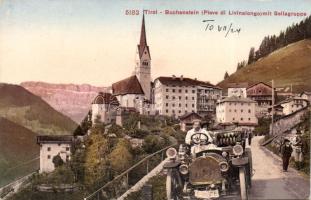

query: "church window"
(166, 95), (169, 99)
(166, 109), (168, 113)
(179, 96), (181, 100)
(179, 89), (182, 93)
(241, 118), (243, 121)
(172, 103), (175, 107)
(192, 90), (195, 93)
(166, 103), (168, 107)
(241, 109), (243, 112)
(192, 104), (195, 108)
(47, 147), (51, 151)
(172, 96), (175, 100)
(192, 97), (195, 100)
(185, 90), (188, 93)
(166, 89), (169, 92)
(185, 104), (188, 107)
(186, 96), (188, 100)
(179, 103), (181, 107)
(47, 155), (51, 159)
(248, 109), (251, 113)
(179, 110), (181, 113)
(248, 118), (251, 121)
(66, 147), (70, 151)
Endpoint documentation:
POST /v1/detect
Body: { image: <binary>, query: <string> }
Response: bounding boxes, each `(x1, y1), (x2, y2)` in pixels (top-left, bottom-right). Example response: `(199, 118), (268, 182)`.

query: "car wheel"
(239, 167), (249, 200)
(166, 169), (181, 200)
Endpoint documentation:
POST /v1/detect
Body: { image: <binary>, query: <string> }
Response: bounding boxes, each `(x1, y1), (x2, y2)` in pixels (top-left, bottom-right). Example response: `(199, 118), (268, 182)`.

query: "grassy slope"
(0, 83), (77, 135)
(0, 117), (39, 187)
(217, 39), (311, 92)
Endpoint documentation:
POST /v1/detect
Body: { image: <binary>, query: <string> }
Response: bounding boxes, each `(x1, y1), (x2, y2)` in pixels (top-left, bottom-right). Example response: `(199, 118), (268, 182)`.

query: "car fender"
(232, 157), (249, 166)
(163, 161), (181, 169)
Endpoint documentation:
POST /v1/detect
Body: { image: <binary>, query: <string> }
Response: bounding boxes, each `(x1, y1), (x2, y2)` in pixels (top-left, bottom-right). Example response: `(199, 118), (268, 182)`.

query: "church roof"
(92, 92), (119, 105)
(138, 14), (150, 58)
(112, 75), (144, 95)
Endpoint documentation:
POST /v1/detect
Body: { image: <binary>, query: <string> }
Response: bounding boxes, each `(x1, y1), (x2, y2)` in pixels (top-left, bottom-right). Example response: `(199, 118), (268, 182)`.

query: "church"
(111, 14), (153, 113)
(91, 15), (154, 125)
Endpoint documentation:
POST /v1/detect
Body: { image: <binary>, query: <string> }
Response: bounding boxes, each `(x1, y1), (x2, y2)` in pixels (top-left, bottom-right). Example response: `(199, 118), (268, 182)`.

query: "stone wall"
(270, 106), (309, 135)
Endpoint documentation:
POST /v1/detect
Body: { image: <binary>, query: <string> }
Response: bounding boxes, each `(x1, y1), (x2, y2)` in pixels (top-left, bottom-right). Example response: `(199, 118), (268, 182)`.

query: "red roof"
(155, 76), (220, 89)
(92, 92), (119, 105)
(219, 122), (258, 126)
(179, 112), (203, 121)
(112, 75), (144, 95)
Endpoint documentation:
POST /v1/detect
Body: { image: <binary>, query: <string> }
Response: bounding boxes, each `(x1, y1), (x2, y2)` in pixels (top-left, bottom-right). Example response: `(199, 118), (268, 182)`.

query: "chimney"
(172, 75), (176, 79)
(180, 75), (184, 81)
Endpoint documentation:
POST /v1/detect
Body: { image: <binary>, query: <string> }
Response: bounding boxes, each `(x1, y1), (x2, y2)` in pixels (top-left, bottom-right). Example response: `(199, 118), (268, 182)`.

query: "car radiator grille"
(189, 155), (224, 185)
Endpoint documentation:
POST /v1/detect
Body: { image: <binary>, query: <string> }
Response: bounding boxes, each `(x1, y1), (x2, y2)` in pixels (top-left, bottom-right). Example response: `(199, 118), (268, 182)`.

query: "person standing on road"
(280, 139), (293, 172)
(293, 134), (304, 169)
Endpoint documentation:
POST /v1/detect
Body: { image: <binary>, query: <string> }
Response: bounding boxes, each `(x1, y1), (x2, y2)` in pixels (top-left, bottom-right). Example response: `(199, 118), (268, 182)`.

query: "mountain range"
(21, 81), (108, 123)
(0, 83), (78, 186)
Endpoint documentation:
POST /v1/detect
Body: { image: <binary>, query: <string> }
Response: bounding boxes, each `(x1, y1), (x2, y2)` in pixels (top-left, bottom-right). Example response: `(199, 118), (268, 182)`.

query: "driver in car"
(185, 120), (213, 145)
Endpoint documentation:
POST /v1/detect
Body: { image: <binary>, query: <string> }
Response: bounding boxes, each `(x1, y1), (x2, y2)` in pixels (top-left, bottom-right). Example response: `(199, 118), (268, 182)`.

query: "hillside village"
(1, 14), (311, 200)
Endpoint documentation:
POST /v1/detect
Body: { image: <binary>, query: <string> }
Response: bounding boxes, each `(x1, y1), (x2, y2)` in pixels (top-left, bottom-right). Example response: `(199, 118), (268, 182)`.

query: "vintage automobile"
(163, 130), (252, 200)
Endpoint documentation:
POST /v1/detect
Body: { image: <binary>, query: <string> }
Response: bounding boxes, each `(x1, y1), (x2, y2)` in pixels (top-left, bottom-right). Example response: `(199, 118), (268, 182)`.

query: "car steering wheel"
(191, 132), (210, 145)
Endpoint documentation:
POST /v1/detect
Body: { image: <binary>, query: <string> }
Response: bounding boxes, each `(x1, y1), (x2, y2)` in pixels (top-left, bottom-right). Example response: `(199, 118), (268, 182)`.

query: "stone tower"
(135, 14), (151, 100)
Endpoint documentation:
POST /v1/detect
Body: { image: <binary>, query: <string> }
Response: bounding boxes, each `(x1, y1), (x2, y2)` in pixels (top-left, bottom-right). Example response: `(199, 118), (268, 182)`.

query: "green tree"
(109, 139), (133, 174)
(52, 154), (64, 168)
(84, 129), (109, 188)
(224, 71), (229, 79)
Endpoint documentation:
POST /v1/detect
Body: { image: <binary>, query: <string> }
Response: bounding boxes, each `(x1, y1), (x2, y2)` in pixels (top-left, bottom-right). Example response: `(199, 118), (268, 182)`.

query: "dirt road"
(249, 136), (310, 199)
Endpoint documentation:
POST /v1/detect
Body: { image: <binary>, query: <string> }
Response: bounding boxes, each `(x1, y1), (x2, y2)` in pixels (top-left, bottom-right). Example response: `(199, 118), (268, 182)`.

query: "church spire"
(139, 14), (147, 47)
(138, 14), (150, 58)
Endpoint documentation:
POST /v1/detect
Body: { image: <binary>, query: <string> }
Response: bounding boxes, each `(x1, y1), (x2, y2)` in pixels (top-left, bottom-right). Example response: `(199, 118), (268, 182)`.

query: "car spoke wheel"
(239, 167), (249, 200)
(166, 169), (181, 200)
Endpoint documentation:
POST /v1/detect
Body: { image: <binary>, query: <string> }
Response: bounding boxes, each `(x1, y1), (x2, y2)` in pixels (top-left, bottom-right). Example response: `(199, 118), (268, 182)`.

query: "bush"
(142, 135), (166, 154)
(127, 129), (150, 139)
(33, 165), (75, 185)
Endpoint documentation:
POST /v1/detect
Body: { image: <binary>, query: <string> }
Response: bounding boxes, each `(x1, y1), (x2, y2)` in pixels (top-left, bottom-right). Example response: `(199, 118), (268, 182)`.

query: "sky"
(0, 0), (310, 86)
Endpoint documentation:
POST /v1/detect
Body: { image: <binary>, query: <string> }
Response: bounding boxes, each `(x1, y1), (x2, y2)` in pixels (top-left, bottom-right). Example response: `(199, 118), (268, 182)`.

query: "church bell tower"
(135, 14), (151, 100)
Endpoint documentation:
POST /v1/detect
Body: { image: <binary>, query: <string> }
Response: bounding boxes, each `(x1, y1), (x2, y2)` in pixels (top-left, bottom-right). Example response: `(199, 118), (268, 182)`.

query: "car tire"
(239, 167), (249, 200)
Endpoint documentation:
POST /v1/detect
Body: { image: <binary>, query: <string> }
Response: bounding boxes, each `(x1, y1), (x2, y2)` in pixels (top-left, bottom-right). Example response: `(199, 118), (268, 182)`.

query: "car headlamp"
(221, 151), (228, 157)
(233, 144), (243, 156)
(219, 161), (229, 172)
(179, 164), (189, 175)
(166, 147), (177, 159)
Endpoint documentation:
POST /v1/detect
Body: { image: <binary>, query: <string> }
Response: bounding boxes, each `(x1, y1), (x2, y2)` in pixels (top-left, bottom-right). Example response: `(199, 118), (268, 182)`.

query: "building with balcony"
(154, 76), (222, 118)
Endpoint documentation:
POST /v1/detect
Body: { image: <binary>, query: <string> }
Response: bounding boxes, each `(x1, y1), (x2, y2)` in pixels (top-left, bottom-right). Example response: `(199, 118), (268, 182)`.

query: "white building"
(227, 82), (248, 98)
(280, 97), (308, 115)
(216, 96), (258, 130)
(299, 91), (311, 103)
(112, 75), (145, 109)
(91, 92), (119, 124)
(154, 76), (222, 118)
(37, 135), (73, 173)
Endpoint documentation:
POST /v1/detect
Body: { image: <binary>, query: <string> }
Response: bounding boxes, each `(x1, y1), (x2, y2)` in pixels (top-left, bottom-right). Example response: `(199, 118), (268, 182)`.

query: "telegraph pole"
(271, 79), (275, 135)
